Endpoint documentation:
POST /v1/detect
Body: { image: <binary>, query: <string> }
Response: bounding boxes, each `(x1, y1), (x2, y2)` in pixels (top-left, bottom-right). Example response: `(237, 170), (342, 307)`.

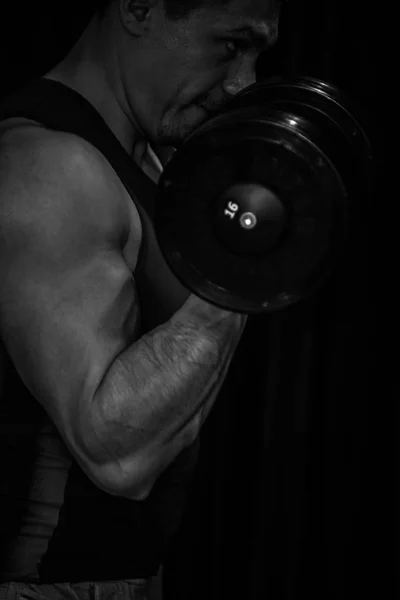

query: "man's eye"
(223, 39), (248, 59)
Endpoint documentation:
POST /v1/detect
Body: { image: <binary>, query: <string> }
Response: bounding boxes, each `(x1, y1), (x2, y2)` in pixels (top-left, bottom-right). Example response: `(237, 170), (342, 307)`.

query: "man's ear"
(119, 0), (158, 34)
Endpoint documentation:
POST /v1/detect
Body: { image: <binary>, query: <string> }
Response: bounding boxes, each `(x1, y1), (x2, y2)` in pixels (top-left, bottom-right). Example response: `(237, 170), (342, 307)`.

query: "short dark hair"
(164, 0), (285, 21)
(97, 0), (285, 22)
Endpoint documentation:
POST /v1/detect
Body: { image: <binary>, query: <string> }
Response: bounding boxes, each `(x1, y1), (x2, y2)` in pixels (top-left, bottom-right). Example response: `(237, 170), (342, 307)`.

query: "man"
(0, 0), (281, 598)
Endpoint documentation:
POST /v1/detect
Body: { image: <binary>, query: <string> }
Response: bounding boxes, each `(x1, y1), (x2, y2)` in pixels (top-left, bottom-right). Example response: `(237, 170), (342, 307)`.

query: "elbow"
(102, 479), (152, 502)
(99, 456), (156, 502)
(78, 398), (154, 501)
(73, 446), (153, 501)
(122, 484), (153, 502)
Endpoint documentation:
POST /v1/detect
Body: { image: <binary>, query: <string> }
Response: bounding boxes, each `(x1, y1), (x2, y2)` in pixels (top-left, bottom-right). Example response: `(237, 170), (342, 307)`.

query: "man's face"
(121, 0), (279, 148)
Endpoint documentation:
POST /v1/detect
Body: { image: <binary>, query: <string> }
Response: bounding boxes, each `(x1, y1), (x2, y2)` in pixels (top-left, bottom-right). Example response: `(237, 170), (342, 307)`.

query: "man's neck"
(43, 14), (176, 169)
(44, 15), (144, 157)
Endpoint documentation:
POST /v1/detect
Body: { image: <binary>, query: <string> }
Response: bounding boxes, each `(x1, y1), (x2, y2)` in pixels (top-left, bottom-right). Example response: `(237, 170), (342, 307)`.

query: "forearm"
(90, 296), (246, 495)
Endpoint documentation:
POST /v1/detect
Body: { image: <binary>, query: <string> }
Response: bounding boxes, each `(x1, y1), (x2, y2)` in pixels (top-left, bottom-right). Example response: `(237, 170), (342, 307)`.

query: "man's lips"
(199, 104), (223, 117)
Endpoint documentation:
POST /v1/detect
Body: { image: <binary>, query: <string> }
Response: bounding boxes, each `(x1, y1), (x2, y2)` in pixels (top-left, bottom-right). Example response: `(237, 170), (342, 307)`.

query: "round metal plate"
(155, 104), (348, 313)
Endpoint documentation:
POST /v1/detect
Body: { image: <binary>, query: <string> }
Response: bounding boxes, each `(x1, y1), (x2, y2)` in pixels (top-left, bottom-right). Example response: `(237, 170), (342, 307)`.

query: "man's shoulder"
(0, 116), (113, 182)
(0, 117), (131, 240)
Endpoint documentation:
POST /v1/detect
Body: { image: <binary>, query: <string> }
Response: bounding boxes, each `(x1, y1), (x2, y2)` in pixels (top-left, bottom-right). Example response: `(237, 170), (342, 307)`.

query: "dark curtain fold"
(0, 1), (383, 598)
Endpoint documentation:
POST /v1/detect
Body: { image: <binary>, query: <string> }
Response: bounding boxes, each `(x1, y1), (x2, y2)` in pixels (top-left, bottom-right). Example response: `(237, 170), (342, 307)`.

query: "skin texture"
(45, 0), (279, 158)
(0, 0), (280, 497)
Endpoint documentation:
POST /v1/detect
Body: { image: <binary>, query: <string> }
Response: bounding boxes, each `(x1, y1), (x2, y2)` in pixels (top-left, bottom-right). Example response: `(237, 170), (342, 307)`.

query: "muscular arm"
(92, 296), (245, 498)
(0, 127), (246, 500)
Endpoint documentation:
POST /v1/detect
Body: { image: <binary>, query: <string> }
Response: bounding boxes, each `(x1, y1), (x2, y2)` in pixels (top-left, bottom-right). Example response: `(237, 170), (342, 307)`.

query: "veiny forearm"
(90, 296), (246, 494)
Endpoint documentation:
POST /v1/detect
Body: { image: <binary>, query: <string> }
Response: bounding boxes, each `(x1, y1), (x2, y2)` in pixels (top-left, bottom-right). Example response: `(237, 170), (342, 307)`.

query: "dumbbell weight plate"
(154, 77), (371, 313)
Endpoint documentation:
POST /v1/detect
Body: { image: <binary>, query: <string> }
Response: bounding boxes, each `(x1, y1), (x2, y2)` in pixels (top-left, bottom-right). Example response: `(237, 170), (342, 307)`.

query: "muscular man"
(0, 0), (280, 598)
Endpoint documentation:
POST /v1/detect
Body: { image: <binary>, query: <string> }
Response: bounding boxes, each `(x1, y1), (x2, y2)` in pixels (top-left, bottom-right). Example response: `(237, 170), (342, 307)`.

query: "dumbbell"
(154, 76), (373, 313)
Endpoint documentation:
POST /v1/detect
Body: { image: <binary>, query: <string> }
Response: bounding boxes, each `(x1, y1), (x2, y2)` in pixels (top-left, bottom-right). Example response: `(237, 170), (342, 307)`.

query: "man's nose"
(222, 63), (257, 98)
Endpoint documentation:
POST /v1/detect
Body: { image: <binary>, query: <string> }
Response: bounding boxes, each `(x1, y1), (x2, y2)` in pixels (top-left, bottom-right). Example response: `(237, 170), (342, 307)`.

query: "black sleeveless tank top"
(0, 78), (199, 583)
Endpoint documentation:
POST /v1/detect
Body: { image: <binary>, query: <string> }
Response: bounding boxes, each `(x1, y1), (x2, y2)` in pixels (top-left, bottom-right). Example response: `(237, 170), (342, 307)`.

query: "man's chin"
(156, 106), (210, 149)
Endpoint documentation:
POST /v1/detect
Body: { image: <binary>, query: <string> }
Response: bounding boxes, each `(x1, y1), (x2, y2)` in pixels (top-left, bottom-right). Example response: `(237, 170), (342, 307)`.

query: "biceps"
(0, 250), (138, 446)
